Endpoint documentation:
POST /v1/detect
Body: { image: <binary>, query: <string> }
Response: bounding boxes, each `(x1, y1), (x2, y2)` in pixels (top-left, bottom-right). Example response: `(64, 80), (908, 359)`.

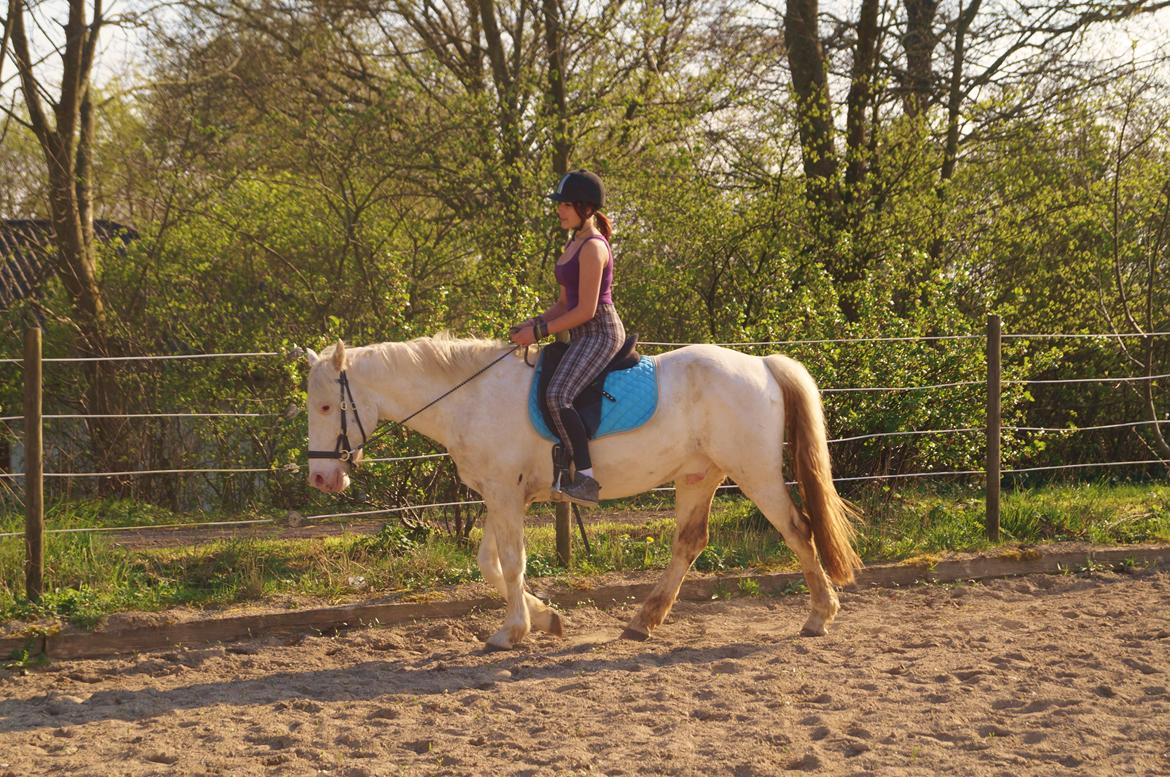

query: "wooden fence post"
(555, 501), (572, 567)
(554, 327), (572, 567)
(986, 315), (1001, 542)
(24, 327), (44, 602)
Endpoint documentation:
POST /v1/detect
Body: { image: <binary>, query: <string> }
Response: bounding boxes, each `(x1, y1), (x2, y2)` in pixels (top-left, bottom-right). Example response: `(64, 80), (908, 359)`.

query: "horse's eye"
(321, 404), (331, 413)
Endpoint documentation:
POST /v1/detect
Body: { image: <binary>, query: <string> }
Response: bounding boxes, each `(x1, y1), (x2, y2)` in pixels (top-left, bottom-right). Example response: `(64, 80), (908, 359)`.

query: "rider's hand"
(510, 325), (537, 347)
(509, 318), (535, 336)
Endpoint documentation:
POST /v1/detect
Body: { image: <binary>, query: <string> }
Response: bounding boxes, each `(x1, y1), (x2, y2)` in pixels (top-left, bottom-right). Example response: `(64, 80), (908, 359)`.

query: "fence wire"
(5, 455), (1164, 537)
(0, 518), (274, 540)
(0, 331), (1165, 534)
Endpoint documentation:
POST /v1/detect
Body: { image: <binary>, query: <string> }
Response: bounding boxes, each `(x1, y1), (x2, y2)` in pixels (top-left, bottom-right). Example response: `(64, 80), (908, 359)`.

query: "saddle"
(536, 333), (641, 439)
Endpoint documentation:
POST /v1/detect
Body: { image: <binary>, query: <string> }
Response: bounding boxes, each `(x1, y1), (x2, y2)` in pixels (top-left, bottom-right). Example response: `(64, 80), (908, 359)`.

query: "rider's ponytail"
(594, 211), (612, 240)
(572, 203), (612, 240)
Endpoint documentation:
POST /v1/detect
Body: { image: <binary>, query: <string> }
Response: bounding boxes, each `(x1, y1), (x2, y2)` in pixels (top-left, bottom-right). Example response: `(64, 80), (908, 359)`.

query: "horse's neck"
(352, 340), (490, 449)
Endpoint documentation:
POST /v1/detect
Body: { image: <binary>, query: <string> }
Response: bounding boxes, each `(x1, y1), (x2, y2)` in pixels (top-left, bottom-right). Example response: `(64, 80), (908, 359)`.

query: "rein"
(308, 345), (520, 466)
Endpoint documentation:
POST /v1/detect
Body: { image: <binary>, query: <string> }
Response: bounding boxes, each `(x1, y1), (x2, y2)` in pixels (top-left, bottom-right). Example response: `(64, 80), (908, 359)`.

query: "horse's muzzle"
(309, 467), (350, 493)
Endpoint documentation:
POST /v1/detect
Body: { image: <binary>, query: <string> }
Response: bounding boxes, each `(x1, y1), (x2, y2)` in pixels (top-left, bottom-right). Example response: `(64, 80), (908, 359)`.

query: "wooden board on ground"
(3, 544), (1167, 661)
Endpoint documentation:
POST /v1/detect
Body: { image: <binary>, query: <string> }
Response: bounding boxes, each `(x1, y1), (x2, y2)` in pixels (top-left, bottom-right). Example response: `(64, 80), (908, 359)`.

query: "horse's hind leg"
(478, 510), (563, 644)
(622, 469), (723, 640)
(737, 477), (838, 635)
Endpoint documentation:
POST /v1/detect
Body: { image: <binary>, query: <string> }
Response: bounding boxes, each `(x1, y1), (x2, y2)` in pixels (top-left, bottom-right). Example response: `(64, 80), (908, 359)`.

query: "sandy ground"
(1, 568), (1168, 776)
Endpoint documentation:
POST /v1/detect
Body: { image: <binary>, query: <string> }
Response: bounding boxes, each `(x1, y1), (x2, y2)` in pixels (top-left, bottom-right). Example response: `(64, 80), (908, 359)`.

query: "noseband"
(307, 370), (369, 466)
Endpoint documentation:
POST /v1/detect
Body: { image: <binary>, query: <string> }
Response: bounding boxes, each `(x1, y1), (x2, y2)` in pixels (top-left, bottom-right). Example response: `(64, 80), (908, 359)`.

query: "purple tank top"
(554, 234), (614, 311)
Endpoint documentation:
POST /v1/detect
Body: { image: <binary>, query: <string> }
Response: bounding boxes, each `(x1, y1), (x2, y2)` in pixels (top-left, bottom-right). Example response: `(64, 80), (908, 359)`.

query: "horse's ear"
(331, 339), (346, 372)
(304, 348), (320, 368)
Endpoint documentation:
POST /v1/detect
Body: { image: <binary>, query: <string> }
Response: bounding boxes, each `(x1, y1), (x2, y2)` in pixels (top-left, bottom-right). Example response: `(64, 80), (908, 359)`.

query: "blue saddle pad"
(528, 355), (659, 442)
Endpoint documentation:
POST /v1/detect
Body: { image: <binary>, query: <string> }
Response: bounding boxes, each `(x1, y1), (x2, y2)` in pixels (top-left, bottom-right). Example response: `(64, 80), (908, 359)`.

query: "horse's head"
(305, 339), (371, 493)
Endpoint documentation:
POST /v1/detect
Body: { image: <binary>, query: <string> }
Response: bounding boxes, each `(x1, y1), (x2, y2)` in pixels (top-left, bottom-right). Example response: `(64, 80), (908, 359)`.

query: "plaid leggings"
(546, 303), (626, 461)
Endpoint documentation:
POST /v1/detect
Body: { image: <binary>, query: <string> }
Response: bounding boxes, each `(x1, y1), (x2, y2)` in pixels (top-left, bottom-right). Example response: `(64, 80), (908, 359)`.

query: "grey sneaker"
(560, 474), (600, 507)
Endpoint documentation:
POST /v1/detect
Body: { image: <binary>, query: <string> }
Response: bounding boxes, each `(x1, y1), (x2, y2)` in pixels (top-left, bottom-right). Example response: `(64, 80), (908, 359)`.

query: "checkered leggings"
(546, 303), (626, 460)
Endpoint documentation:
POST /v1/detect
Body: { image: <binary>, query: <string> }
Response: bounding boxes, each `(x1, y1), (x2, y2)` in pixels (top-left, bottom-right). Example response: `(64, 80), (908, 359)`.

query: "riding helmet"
(548, 169), (605, 209)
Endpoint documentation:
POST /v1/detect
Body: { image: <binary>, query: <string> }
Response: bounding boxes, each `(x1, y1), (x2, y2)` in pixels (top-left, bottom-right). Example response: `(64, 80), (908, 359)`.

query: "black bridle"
(306, 345), (522, 468)
(307, 370), (370, 465)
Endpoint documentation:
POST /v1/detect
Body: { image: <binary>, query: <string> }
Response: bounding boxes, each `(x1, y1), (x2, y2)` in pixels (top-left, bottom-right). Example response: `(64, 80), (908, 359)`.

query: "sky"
(3, 1), (1170, 108)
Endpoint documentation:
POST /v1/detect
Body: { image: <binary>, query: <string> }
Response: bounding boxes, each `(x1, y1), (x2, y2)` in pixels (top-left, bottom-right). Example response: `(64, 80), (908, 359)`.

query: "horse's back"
(647, 344), (784, 449)
(655, 343), (780, 398)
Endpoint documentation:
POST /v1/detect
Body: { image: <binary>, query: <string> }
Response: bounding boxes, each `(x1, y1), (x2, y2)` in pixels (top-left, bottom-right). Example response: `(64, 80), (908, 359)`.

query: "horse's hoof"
(620, 627), (650, 641)
(800, 624), (828, 637)
(484, 630), (515, 651)
(548, 611), (564, 638)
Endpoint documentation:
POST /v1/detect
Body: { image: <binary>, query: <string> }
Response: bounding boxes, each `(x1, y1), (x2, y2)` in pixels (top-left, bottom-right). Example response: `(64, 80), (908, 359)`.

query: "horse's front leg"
(479, 495), (537, 650)
(478, 518), (563, 640)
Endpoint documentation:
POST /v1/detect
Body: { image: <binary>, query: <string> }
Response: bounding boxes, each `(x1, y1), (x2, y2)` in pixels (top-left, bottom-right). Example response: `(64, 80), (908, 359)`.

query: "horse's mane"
(367, 333), (508, 381)
(310, 333), (508, 388)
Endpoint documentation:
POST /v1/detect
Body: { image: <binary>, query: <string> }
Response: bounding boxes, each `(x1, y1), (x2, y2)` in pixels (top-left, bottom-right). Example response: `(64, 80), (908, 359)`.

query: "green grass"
(852, 481), (1170, 561)
(2, 483), (1168, 629)
(0, 519), (478, 628)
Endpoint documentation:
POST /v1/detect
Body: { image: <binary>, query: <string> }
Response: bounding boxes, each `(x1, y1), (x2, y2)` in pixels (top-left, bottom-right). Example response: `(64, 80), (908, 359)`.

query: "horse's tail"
(764, 355), (863, 586)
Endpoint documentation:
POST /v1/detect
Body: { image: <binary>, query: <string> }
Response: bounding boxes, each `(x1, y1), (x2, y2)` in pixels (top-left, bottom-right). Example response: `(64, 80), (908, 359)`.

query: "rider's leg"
(547, 374), (602, 505)
(545, 305), (625, 501)
(556, 406), (592, 471)
(555, 405), (601, 505)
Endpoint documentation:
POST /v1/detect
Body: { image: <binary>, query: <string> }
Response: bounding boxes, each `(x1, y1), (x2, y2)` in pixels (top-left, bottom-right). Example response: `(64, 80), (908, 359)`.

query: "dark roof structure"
(0, 219), (138, 309)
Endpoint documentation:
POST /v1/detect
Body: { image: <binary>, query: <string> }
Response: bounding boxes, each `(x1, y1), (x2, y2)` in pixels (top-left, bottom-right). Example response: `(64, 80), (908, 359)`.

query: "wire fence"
(1, 324), (1167, 539)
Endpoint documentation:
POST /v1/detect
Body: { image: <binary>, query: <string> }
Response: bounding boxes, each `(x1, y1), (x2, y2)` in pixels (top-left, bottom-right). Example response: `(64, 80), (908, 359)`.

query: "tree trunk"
(901, 0), (938, 118)
(541, 0), (570, 176)
(784, 0), (839, 210)
(46, 154), (130, 494)
(941, 0), (981, 183)
(1139, 179), (1170, 468)
(478, 0), (528, 277)
(1141, 338), (1170, 469)
(10, 0), (130, 494)
(844, 0), (880, 195)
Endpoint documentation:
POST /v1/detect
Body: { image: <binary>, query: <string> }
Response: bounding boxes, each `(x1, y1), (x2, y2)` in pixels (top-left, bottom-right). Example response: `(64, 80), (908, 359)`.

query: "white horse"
(305, 335), (861, 650)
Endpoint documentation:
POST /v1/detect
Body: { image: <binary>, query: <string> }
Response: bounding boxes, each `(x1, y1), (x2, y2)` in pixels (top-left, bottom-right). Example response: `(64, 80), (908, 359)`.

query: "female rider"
(510, 169), (625, 506)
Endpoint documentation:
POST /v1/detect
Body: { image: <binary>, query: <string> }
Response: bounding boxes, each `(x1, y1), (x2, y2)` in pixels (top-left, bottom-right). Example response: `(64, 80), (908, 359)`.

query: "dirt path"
(1, 568), (1168, 776)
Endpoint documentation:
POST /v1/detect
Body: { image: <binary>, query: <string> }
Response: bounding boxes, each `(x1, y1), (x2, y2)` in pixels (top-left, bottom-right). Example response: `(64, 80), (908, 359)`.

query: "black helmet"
(548, 169), (605, 209)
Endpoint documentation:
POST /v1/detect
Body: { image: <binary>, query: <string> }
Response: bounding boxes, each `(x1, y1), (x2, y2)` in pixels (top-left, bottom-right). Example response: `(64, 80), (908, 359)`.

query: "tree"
(3, 0), (133, 491)
(1103, 84), (1170, 467)
(778, 0), (1170, 320)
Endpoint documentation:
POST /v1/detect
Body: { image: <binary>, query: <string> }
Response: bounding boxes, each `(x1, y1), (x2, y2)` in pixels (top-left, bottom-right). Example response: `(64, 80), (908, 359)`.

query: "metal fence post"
(986, 315), (1001, 541)
(24, 327), (44, 602)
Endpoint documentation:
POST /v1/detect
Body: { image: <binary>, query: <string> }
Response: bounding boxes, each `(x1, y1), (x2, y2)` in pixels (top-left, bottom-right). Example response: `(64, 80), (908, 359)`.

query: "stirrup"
(549, 443), (571, 502)
(549, 467), (569, 502)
